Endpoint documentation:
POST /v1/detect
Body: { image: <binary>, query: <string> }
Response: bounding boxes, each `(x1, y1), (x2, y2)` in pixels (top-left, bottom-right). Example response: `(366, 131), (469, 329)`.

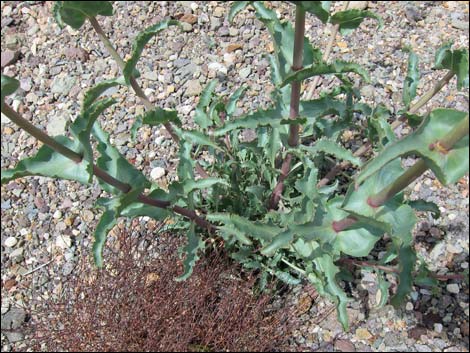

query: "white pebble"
(448, 213), (457, 221)
(53, 210), (62, 219)
(55, 235), (72, 249)
(150, 167), (166, 180)
(4, 237), (18, 248)
(434, 323), (443, 333)
(405, 302), (414, 311)
(446, 283), (460, 294)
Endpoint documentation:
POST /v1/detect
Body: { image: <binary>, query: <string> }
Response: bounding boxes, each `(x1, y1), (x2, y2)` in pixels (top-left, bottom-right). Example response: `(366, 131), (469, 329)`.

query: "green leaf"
(300, 97), (347, 119)
(81, 78), (124, 114)
(70, 97), (116, 182)
(434, 43), (469, 89)
(1, 136), (91, 185)
(183, 178), (229, 194)
(376, 271), (391, 307)
(178, 141), (195, 182)
(93, 188), (143, 267)
(177, 129), (224, 152)
(141, 107), (182, 128)
(280, 60), (370, 88)
(92, 123), (150, 194)
(207, 213), (282, 242)
(123, 20), (179, 85)
(175, 224), (205, 281)
(356, 109), (469, 186)
(300, 138), (363, 167)
(402, 112), (424, 128)
(194, 80), (218, 129)
(330, 9), (383, 35)
(228, 1), (251, 22)
(402, 49), (419, 108)
(289, 1), (331, 23)
(1, 75), (19, 109)
(226, 86), (247, 116)
(274, 270), (301, 285)
(215, 104), (285, 136)
(407, 200), (441, 219)
(261, 229), (295, 256)
(53, 1), (113, 30)
(368, 106), (396, 148)
(390, 245), (416, 307)
(314, 254), (351, 330)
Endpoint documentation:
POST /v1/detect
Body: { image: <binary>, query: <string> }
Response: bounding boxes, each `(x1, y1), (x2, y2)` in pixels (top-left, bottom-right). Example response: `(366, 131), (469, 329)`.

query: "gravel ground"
(1, 1), (469, 352)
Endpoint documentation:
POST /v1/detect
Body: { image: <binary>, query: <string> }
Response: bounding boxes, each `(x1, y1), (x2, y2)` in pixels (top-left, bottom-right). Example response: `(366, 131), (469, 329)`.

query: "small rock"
(150, 167), (166, 180)
(446, 283), (460, 294)
(50, 75), (76, 95)
(185, 79), (202, 96)
(9, 247), (24, 259)
(82, 210), (94, 222)
(408, 326), (427, 340)
(4, 331), (24, 343)
(229, 28), (239, 36)
(349, 1), (368, 10)
(1, 308), (26, 329)
(143, 71), (159, 81)
(446, 244), (462, 254)
(239, 67), (251, 79)
(64, 47), (89, 61)
(1, 50), (19, 68)
(355, 328), (373, 340)
(434, 323), (443, 333)
(334, 339), (356, 352)
(46, 113), (68, 136)
(53, 210), (62, 219)
(405, 302), (414, 311)
(180, 13), (198, 24)
(223, 53), (236, 66)
(55, 235), (72, 250)
(452, 19), (469, 30)
(208, 62), (228, 75)
(4, 237), (18, 248)
(213, 6), (225, 17)
(461, 321), (469, 337)
(227, 43), (243, 53)
(218, 26), (230, 36)
(181, 22), (193, 32)
(361, 85), (375, 98)
(62, 261), (75, 276)
(415, 344), (431, 352)
(405, 5), (423, 23)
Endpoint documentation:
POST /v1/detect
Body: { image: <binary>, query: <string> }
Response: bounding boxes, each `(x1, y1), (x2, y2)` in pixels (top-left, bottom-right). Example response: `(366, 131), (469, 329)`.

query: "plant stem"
(305, 1), (350, 100)
(88, 16), (209, 178)
(335, 116), (469, 231)
(317, 70), (456, 187)
(269, 5), (305, 209)
(288, 5), (306, 147)
(2, 104), (82, 163)
(2, 103), (214, 233)
(338, 258), (465, 281)
(281, 258), (306, 275)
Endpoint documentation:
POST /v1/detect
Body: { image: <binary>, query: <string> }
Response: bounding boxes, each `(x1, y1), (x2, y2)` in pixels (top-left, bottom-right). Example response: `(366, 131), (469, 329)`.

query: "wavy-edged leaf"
(226, 86), (247, 116)
(207, 213), (282, 242)
(434, 43), (469, 90)
(1, 75), (19, 109)
(376, 271), (391, 308)
(177, 129), (223, 152)
(215, 104), (285, 136)
(261, 229), (295, 256)
(403, 49), (419, 108)
(183, 178), (229, 194)
(330, 9), (383, 35)
(92, 123), (150, 194)
(390, 245), (416, 307)
(194, 80), (218, 129)
(228, 1), (251, 22)
(289, 1), (331, 23)
(281, 60), (370, 88)
(402, 112), (424, 128)
(274, 270), (301, 285)
(300, 138), (362, 167)
(314, 254), (351, 330)
(54, 1), (113, 30)
(141, 107), (182, 128)
(81, 78), (124, 114)
(175, 224), (205, 281)
(70, 97), (116, 182)
(300, 97), (347, 119)
(178, 141), (195, 182)
(123, 20), (179, 85)
(93, 188), (144, 267)
(218, 225), (253, 245)
(1, 136), (91, 185)
(368, 106), (396, 148)
(356, 109), (469, 186)
(407, 199), (440, 219)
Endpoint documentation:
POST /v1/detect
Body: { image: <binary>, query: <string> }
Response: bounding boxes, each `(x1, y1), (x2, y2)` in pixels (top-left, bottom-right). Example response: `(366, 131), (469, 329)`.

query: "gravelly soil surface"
(1, 1), (469, 352)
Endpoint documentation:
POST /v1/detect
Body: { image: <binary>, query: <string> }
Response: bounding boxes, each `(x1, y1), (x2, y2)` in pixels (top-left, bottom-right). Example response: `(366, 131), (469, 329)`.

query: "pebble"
(46, 113), (68, 136)
(334, 339), (356, 352)
(208, 62), (228, 75)
(50, 75), (76, 95)
(355, 328), (373, 340)
(185, 79), (202, 96)
(446, 284), (460, 294)
(82, 210), (94, 222)
(55, 235), (72, 250)
(53, 210), (62, 219)
(1, 50), (19, 68)
(1, 308), (26, 329)
(4, 237), (18, 248)
(213, 6), (225, 17)
(434, 323), (443, 333)
(239, 66), (251, 79)
(181, 22), (193, 32)
(150, 167), (166, 180)
(405, 302), (414, 311)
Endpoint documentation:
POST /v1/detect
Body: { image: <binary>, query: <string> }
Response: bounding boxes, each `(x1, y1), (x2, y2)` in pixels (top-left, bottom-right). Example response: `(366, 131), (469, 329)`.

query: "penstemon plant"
(1, 1), (469, 330)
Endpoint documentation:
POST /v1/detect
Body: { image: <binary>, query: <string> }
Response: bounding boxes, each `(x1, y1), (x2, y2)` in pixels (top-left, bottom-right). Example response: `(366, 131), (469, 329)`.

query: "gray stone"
(62, 261), (75, 276)
(415, 344), (431, 352)
(4, 331), (24, 343)
(185, 80), (203, 96)
(143, 71), (159, 81)
(1, 50), (19, 68)
(452, 19), (469, 30)
(150, 167), (166, 180)
(1, 308), (26, 330)
(239, 67), (251, 79)
(46, 113), (68, 136)
(361, 85), (375, 98)
(174, 58), (191, 68)
(181, 22), (193, 32)
(4, 237), (17, 248)
(349, 1), (368, 10)
(177, 63), (198, 79)
(446, 283), (460, 294)
(50, 76), (76, 95)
